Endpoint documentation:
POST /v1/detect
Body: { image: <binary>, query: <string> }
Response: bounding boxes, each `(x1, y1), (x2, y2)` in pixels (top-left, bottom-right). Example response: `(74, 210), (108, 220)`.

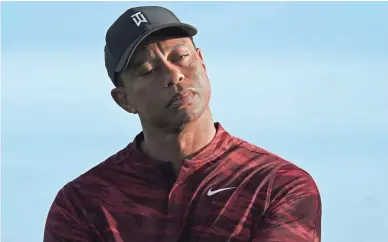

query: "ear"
(111, 87), (138, 114)
(196, 48), (206, 70)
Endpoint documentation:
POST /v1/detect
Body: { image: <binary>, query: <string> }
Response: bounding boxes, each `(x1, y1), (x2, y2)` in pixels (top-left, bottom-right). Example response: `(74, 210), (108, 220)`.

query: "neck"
(140, 108), (216, 170)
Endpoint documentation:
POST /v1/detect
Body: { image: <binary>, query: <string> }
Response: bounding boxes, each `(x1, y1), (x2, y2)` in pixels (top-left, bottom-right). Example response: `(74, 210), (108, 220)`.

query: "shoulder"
(54, 142), (136, 199)
(269, 163), (321, 205)
(230, 136), (321, 216)
(227, 135), (295, 171)
(43, 144), (136, 241)
(229, 135), (320, 197)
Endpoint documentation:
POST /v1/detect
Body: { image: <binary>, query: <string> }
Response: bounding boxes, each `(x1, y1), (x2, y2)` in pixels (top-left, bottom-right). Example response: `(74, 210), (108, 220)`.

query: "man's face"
(112, 35), (211, 129)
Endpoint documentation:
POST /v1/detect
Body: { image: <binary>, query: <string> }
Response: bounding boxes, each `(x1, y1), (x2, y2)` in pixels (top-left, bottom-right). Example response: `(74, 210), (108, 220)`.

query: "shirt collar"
(125, 122), (236, 166)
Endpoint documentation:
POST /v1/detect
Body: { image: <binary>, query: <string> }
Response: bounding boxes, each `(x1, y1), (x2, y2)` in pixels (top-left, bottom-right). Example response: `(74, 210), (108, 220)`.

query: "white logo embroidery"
(207, 187), (236, 196)
(131, 12), (148, 27)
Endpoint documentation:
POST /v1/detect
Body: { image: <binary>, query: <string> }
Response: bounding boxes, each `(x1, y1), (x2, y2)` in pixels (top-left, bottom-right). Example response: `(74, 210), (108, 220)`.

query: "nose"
(163, 64), (185, 88)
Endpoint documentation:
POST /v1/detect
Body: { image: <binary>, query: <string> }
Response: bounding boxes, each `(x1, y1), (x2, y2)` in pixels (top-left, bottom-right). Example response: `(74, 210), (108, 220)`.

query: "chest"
(83, 167), (268, 242)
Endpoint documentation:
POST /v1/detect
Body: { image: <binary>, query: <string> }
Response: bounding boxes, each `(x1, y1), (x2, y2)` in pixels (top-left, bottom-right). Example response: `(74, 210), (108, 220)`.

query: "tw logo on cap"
(131, 12), (148, 27)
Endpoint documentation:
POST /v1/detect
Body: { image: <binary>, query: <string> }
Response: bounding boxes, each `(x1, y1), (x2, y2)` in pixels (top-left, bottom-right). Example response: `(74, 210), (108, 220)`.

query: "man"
(44, 6), (322, 242)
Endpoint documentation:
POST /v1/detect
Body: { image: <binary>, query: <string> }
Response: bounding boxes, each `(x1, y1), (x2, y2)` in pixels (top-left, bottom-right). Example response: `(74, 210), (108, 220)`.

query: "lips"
(167, 90), (194, 107)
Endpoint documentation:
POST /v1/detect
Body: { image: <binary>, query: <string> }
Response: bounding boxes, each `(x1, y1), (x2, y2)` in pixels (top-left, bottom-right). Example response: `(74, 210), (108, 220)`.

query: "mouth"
(166, 90), (195, 107)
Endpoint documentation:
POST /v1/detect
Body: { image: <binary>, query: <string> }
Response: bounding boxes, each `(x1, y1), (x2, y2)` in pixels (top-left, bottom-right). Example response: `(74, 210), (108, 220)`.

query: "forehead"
(133, 36), (192, 58)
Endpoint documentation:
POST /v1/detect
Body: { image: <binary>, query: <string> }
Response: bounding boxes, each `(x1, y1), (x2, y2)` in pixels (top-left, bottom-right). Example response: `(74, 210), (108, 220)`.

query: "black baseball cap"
(104, 6), (198, 86)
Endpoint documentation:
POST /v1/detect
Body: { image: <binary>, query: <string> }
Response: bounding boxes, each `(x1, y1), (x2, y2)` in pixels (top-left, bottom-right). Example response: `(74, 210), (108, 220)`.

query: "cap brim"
(114, 23), (197, 73)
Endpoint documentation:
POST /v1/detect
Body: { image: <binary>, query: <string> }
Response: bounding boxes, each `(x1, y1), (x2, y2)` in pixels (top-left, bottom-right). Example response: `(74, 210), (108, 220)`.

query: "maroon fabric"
(44, 123), (321, 242)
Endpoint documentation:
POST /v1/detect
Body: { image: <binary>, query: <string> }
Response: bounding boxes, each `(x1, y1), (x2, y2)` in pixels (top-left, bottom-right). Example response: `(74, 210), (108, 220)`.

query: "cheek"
(131, 84), (163, 110)
(190, 63), (209, 87)
(127, 84), (146, 109)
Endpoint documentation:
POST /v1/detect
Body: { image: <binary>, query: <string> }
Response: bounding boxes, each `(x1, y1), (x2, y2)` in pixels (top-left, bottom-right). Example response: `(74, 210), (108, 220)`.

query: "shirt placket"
(163, 161), (199, 242)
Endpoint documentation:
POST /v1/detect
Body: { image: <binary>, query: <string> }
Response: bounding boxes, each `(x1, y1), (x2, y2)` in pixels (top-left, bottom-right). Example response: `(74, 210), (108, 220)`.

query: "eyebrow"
(128, 49), (154, 71)
(159, 41), (188, 53)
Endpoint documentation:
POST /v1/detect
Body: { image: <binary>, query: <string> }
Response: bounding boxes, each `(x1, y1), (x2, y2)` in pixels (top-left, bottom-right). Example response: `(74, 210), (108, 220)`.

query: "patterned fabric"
(44, 123), (321, 242)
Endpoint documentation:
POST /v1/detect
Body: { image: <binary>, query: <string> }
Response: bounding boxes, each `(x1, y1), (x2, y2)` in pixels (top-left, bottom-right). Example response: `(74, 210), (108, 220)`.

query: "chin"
(144, 92), (210, 130)
(158, 104), (208, 131)
(169, 108), (203, 129)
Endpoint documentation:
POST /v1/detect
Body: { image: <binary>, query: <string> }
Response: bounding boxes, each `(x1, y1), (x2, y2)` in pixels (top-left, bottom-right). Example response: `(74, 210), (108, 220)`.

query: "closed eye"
(172, 54), (189, 63)
(141, 71), (151, 76)
(138, 54), (188, 76)
(140, 69), (154, 76)
(139, 67), (160, 77)
(178, 54), (188, 60)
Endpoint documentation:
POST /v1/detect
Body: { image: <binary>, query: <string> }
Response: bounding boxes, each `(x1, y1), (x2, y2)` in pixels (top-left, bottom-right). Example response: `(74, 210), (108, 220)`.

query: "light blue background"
(2, 2), (387, 241)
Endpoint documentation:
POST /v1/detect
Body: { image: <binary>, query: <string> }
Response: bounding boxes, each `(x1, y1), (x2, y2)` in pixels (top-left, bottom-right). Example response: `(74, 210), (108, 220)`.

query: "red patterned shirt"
(44, 123), (321, 242)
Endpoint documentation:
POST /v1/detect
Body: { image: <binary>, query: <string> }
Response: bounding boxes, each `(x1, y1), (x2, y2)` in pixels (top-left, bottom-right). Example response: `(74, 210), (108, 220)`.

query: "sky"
(1, 1), (388, 241)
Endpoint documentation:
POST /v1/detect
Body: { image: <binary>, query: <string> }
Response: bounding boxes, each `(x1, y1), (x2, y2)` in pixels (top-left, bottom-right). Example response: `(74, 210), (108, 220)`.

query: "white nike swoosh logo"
(207, 187), (236, 196)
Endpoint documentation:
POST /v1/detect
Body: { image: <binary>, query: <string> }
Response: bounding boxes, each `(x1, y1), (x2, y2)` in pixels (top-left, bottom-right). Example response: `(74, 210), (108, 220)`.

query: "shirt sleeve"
(253, 164), (322, 242)
(44, 184), (94, 242)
